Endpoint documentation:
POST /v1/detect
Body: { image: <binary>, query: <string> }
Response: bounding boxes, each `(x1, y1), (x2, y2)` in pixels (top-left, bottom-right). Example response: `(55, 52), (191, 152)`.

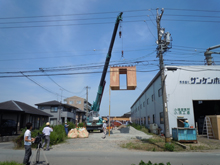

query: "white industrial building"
(131, 65), (220, 134)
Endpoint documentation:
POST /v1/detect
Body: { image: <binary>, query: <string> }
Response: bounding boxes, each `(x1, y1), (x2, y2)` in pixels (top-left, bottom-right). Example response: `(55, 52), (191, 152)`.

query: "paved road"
(0, 128), (220, 165)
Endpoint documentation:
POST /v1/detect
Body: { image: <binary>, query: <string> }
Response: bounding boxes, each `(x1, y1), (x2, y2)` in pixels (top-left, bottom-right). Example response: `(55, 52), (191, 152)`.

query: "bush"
(165, 143), (175, 151)
(77, 122), (84, 127)
(66, 121), (76, 131)
(14, 124), (67, 148)
(50, 124), (66, 144)
(132, 160), (171, 165)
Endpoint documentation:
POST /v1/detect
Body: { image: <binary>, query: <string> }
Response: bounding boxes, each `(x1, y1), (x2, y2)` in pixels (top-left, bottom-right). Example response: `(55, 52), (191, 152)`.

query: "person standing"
(23, 122), (35, 165)
(64, 122), (69, 135)
(102, 120), (107, 139)
(42, 122), (53, 151)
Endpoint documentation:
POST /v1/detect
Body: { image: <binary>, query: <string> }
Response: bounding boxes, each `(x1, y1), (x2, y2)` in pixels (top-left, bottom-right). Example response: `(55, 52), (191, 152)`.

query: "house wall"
(38, 105), (76, 125)
(64, 96), (84, 111)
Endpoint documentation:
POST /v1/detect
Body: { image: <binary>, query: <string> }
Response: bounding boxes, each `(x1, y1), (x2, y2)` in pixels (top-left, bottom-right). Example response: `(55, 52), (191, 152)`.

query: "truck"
(86, 12), (123, 132)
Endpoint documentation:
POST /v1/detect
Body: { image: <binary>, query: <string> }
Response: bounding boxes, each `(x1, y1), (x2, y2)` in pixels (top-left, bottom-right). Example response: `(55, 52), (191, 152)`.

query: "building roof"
(76, 109), (86, 113)
(64, 96), (92, 105)
(35, 100), (79, 109)
(0, 100), (52, 116)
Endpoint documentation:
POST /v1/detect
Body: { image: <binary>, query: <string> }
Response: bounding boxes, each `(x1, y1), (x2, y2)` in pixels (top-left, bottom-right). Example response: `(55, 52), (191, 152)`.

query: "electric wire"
(144, 20), (157, 40)
(20, 71), (68, 98)
(0, 69), (160, 78)
(40, 69), (84, 94)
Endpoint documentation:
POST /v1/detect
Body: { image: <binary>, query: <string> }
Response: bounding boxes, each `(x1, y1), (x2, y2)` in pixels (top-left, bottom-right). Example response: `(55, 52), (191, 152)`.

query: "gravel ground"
(52, 126), (152, 152)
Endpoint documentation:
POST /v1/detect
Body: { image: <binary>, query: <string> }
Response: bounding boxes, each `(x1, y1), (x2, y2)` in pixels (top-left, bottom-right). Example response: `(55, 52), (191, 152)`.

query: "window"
(143, 101), (145, 107)
(147, 98), (149, 105)
(151, 94), (154, 102)
(158, 88), (162, 97)
(69, 101), (73, 104)
(144, 117), (146, 125)
(140, 104), (142, 109)
(39, 106), (44, 110)
(148, 116), (150, 124)
(51, 107), (58, 112)
(153, 114), (155, 123)
(77, 100), (81, 104)
(50, 118), (57, 125)
(160, 112), (164, 124)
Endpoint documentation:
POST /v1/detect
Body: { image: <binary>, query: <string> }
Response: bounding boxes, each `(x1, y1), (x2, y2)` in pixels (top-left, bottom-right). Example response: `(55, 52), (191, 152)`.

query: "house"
(64, 96), (92, 123)
(35, 100), (85, 125)
(64, 96), (92, 112)
(0, 100), (52, 136)
(76, 109), (86, 123)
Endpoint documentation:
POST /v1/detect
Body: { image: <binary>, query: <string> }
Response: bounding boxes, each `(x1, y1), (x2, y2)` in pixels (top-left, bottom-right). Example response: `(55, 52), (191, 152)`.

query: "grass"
(121, 136), (184, 152)
(0, 161), (22, 165)
(122, 125), (220, 152)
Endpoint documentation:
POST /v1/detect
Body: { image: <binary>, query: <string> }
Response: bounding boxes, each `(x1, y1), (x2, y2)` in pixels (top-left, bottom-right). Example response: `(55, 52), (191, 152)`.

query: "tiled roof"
(76, 109), (86, 113)
(35, 100), (78, 109)
(35, 100), (61, 106)
(0, 100), (52, 117)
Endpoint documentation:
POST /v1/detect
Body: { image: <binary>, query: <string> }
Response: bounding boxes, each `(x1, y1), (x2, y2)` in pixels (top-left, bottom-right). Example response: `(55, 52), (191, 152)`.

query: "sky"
(0, 0), (220, 117)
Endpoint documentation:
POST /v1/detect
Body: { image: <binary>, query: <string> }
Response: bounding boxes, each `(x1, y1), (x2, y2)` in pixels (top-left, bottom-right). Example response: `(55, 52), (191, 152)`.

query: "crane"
(86, 12), (123, 132)
(204, 44), (220, 65)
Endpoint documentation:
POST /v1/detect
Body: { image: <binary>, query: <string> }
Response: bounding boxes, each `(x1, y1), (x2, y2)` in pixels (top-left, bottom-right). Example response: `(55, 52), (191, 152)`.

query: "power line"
(165, 8), (220, 13)
(0, 48), (155, 62)
(1, 17), (220, 29)
(1, 8), (220, 20)
(164, 14), (220, 19)
(0, 14), (152, 25)
(39, 68), (84, 94)
(0, 9), (150, 20)
(144, 20), (157, 40)
(20, 71), (66, 98)
(163, 19), (220, 23)
(0, 69), (160, 78)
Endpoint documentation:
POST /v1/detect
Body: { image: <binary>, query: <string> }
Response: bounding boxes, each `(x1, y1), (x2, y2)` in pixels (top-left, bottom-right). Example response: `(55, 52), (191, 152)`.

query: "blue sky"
(0, 0), (220, 116)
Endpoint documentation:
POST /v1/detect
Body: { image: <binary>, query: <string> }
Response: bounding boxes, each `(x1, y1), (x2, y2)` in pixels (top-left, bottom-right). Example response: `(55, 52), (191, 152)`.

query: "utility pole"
(85, 86), (90, 123)
(60, 88), (63, 103)
(156, 8), (172, 143)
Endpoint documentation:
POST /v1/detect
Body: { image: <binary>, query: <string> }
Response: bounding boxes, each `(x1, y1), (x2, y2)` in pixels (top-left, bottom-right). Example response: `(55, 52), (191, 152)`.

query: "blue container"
(172, 128), (197, 142)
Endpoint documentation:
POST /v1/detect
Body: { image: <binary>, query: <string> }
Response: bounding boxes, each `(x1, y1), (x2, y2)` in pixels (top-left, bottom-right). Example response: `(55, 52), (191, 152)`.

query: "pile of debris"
(68, 128), (89, 138)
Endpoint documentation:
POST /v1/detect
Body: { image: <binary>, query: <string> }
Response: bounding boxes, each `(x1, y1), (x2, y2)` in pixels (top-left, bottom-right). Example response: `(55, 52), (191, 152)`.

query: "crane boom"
(91, 12), (123, 112)
(86, 12), (123, 131)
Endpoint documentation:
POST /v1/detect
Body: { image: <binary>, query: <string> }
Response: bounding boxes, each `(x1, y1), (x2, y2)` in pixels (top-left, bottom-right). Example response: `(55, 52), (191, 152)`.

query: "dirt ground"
(52, 126), (152, 152)
(52, 127), (220, 152)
